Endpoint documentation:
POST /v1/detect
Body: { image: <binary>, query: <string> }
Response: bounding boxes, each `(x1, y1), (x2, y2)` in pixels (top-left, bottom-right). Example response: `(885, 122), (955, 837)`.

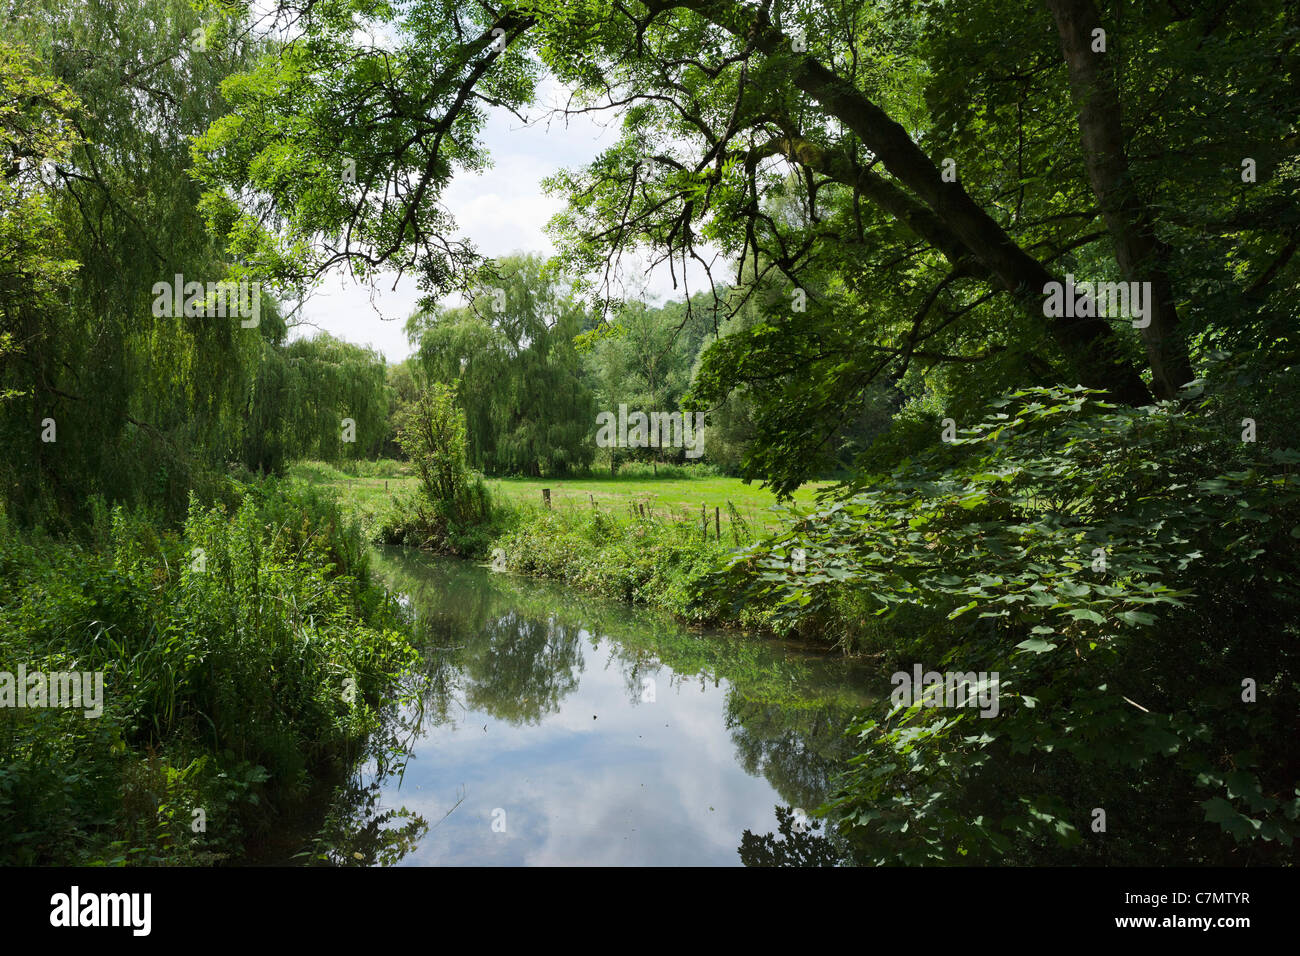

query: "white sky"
(287, 86), (715, 363)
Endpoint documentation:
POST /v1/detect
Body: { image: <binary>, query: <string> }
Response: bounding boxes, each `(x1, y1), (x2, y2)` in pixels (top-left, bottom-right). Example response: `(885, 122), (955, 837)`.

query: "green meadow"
(288, 460), (833, 532)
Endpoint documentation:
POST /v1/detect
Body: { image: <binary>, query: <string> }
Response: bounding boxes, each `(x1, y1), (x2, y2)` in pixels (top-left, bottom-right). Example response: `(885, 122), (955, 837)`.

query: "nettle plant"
(717, 386), (1300, 863)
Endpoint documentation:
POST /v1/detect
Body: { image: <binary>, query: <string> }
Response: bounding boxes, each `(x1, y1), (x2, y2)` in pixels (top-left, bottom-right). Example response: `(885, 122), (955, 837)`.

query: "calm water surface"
(317, 548), (880, 866)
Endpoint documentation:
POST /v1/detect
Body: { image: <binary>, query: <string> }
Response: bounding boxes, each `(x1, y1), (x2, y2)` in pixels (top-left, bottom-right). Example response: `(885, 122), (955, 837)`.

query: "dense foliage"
(719, 384), (1300, 862)
(0, 8), (400, 528)
(0, 481), (416, 864)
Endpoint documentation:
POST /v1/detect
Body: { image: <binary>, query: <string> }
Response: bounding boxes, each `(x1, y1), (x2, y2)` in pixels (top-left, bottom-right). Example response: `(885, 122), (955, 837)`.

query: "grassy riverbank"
(0, 480), (417, 865)
(287, 461), (839, 636)
(288, 460), (834, 635)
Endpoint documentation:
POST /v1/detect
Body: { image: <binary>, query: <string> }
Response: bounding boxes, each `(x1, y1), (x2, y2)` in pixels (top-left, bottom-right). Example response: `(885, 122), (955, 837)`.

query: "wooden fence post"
(542, 488), (551, 509)
(715, 506), (720, 542)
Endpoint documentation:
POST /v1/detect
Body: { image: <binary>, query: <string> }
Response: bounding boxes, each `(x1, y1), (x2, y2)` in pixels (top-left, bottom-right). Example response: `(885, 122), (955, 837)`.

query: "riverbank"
(0, 479), (418, 865)
(292, 465), (823, 641)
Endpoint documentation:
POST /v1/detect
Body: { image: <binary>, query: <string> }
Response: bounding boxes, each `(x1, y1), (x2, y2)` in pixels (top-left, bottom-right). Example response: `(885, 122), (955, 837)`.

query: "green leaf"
(947, 600), (978, 619)
(1015, 638), (1057, 654)
(1116, 610), (1157, 626)
(1066, 608), (1106, 624)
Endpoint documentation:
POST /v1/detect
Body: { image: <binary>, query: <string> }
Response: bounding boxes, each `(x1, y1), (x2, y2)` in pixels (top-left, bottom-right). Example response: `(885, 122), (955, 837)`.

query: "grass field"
(485, 475), (830, 526)
(288, 460), (834, 532)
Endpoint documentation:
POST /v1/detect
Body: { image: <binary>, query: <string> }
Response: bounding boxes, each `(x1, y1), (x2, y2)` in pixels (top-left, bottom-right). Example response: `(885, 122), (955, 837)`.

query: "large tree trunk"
(1046, 0), (1194, 399)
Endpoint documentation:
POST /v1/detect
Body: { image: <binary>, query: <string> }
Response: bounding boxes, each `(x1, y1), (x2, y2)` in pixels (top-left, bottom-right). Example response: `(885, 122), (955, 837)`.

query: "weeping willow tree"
(0, 41), (81, 415)
(234, 325), (393, 472)
(281, 333), (390, 463)
(0, 0), (271, 524)
(408, 253), (595, 476)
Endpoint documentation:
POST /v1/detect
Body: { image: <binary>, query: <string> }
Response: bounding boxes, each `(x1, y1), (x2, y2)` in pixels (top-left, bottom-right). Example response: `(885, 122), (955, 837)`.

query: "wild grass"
(0, 479), (417, 865)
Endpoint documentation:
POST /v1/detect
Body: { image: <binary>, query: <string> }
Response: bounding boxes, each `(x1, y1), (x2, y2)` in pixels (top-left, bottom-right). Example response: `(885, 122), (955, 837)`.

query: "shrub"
(718, 386), (1300, 864)
(395, 384), (473, 511)
(0, 479), (417, 864)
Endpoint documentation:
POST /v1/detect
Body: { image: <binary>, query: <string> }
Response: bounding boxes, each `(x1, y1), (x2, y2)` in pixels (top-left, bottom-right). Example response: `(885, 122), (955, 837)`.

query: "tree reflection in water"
(289, 547), (880, 866)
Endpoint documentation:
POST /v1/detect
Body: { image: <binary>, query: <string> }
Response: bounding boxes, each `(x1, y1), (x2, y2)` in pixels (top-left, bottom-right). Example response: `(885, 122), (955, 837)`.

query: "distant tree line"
(403, 252), (889, 479)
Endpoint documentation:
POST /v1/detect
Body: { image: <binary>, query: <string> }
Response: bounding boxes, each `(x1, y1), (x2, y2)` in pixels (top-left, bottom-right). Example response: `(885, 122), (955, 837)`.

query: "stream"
(304, 547), (882, 866)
